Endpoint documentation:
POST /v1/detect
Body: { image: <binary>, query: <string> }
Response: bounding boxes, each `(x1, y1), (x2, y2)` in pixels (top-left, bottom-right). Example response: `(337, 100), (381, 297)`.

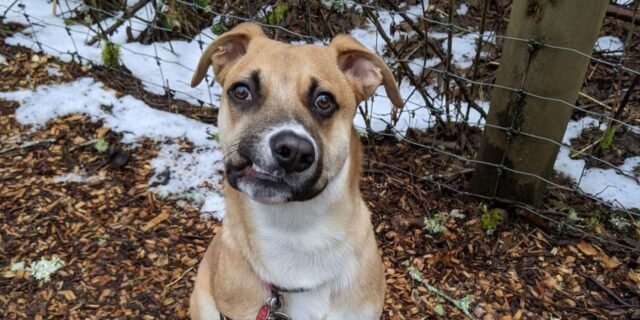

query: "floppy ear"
(330, 35), (403, 108)
(191, 23), (266, 87)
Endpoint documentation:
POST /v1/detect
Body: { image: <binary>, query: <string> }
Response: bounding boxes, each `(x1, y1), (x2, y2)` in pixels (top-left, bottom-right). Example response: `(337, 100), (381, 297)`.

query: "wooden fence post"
(471, 0), (608, 205)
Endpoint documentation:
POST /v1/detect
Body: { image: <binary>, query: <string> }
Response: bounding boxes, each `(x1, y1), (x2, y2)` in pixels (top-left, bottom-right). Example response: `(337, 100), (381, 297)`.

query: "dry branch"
(607, 4), (640, 26)
(86, 0), (151, 45)
(382, 0), (488, 120)
(361, 7), (446, 128)
(0, 138), (57, 156)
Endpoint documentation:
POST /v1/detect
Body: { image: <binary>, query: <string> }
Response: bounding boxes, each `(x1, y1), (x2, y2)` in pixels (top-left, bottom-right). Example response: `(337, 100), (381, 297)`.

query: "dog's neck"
(221, 142), (364, 289)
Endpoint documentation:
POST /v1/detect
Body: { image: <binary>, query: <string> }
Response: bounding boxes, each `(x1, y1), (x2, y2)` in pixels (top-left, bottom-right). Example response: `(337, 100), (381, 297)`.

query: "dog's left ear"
(330, 35), (403, 108)
(191, 23), (266, 87)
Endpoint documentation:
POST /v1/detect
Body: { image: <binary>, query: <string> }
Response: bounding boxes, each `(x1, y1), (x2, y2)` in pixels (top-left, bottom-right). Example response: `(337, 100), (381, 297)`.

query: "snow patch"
(595, 36), (624, 56)
(456, 4), (469, 15)
(45, 65), (63, 77)
(200, 192), (226, 220)
(614, 0), (633, 5)
(0, 78), (225, 218)
(429, 31), (493, 69)
(149, 144), (224, 218)
(409, 56), (441, 74)
(554, 117), (640, 209)
(0, 78), (219, 145)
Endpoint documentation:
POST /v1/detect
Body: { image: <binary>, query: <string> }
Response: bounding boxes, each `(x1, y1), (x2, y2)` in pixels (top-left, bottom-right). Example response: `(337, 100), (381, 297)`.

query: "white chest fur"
(245, 158), (363, 318)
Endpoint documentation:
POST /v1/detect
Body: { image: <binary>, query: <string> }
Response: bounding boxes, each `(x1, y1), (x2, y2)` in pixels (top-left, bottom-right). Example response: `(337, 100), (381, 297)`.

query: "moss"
(265, 3), (290, 25)
(101, 41), (120, 68)
(194, 0), (210, 8)
(598, 126), (616, 152)
(585, 212), (601, 229)
(211, 22), (228, 36)
(481, 208), (503, 235)
(406, 266), (424, 282)
(94, 138), (109, 153)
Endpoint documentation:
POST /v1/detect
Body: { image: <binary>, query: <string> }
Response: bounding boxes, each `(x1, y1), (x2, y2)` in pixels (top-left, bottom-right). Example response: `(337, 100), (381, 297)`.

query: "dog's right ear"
(191, 23), (266, 87)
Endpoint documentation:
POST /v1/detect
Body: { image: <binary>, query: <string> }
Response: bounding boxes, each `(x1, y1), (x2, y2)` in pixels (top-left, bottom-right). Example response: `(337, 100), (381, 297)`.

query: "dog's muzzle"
(225, 123), (325, 203)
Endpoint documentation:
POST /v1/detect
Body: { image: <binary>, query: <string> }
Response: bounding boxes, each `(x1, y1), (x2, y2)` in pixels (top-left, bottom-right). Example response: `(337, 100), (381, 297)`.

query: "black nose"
(270, 131), (315, 173)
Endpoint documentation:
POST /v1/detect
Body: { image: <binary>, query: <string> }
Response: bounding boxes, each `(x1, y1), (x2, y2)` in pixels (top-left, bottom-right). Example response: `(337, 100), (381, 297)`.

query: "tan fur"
(189, 23), (401, 319)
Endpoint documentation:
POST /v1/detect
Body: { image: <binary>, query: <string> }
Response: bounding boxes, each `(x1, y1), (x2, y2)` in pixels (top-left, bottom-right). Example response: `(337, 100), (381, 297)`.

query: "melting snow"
(456, 4), (469, 15)
(554, 117), (640, 209)
(595, 36), (624, 56)
(0, 78), (225, 217)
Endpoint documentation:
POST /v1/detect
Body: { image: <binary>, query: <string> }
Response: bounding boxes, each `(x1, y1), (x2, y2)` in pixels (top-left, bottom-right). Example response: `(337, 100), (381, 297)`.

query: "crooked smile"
(233, 162), (284, 183)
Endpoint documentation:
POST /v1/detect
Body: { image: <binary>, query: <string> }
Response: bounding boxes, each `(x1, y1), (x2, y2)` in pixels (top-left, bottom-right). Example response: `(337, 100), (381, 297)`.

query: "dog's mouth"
(231, 161), (285, 183)
(225, 157), (325, 203)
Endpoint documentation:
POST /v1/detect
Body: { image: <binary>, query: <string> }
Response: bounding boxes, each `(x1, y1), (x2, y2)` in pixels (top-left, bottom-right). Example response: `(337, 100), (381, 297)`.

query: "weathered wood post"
(471, 0), (608, 205)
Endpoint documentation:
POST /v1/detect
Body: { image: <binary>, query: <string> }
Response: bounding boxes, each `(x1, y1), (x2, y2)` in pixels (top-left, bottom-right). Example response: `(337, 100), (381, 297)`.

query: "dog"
(189, 22), (403, 320)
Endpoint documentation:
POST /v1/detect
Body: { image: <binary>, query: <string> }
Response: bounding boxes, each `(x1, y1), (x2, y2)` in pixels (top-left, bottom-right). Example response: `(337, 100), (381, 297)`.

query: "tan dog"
(189, 23), (402, 320)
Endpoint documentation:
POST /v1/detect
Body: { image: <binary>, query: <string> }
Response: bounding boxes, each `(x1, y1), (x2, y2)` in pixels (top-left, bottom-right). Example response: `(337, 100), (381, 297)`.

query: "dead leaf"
(577, 242), (598, 256)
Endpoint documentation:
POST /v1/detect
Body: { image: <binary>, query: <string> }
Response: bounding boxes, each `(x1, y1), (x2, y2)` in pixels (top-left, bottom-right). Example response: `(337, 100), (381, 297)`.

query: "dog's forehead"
(241, 40), (342, 82)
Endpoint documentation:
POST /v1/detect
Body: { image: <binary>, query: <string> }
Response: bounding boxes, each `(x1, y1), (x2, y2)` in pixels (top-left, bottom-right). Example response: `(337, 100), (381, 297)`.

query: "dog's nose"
(270, 131), (315, 173)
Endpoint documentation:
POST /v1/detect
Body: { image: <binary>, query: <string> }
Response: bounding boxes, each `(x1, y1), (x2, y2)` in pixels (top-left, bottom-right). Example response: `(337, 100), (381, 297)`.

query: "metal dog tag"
(267, 311), (290, 320)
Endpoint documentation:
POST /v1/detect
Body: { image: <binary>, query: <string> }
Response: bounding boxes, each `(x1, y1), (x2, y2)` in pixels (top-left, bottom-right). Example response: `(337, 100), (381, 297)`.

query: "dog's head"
(191, 23), (403, 204)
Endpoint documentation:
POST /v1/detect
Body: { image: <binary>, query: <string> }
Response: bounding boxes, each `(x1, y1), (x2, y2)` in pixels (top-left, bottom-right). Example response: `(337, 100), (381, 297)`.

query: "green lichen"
(609, 215), (631, 232)
(10, 261), (25, 272)
(322, 0), (347, 13)
(28, 256), (65, 282)
(566, 210), (582, 223)
(101, 41), (121, 68)
(481, 208), (503, 235)
(433, 304), (445, 316)
(406, 266), (424, 282)
(424, 213), (447, 234)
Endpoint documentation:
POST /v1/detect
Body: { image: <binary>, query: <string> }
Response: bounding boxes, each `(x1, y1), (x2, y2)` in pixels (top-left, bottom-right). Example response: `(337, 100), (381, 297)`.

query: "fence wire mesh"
(1, 0), (639, 256)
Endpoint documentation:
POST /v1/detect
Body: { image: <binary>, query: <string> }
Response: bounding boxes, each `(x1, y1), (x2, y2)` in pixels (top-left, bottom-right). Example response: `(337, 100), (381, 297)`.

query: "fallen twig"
(578, 271), (634, 308)
(161, 265), (196, 298)
(0, 138), (57, 156)
(407, 266), (476, 319)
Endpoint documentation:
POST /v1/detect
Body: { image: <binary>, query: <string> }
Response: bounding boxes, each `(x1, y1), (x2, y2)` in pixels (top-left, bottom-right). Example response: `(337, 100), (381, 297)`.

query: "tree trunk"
(471, 0), (608, 205)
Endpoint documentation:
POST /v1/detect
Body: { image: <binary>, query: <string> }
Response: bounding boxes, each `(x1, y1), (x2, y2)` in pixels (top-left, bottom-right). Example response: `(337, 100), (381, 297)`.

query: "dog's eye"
(314, 93), (335, 112)
(231, 84), (252, 101)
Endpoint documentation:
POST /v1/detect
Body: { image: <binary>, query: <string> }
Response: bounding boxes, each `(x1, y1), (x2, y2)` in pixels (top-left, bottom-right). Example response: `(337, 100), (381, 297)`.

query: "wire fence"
(1, 0), (639, 253)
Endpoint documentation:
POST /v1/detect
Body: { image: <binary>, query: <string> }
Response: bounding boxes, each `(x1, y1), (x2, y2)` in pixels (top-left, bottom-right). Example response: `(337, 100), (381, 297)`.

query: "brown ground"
(2, 1), (640, 319)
